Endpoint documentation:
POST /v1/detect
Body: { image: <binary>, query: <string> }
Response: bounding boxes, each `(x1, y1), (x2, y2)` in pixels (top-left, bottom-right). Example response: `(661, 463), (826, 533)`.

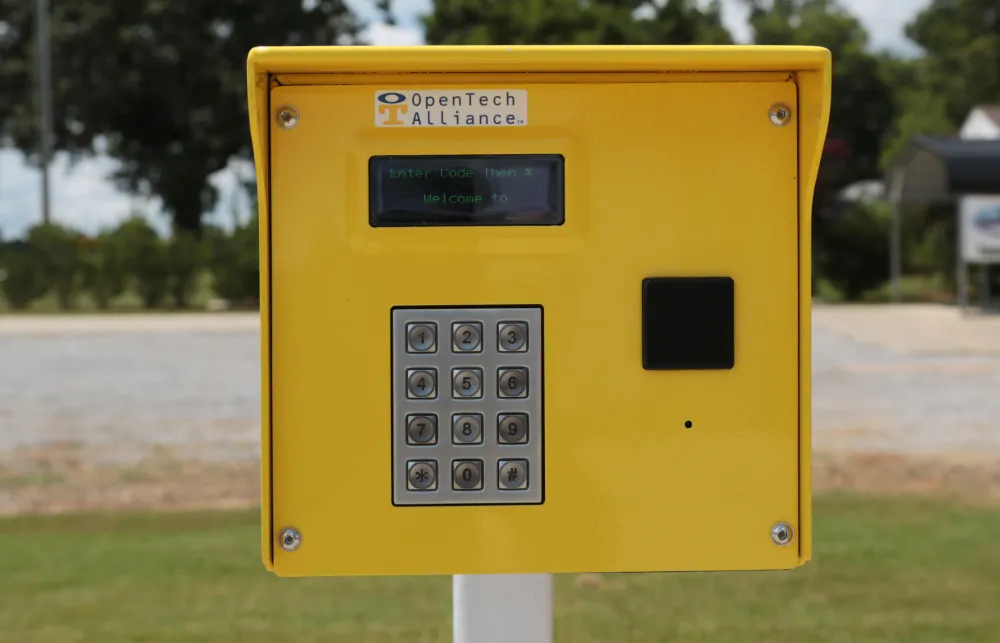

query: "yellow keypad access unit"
(247, 45), (831, 577)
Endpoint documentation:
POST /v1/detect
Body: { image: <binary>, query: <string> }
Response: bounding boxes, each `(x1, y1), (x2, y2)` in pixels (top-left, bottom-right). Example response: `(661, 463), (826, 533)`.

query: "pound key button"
(498, 459), (529, 490)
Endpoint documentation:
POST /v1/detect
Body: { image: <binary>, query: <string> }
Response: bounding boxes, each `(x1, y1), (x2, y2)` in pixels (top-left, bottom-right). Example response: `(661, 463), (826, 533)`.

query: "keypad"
(392, 306), (544, 506)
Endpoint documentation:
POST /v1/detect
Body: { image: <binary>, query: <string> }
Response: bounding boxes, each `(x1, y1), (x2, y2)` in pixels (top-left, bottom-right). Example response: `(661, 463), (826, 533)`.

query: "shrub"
(0, 239), (47, 310)
(209, 215), (259, 305)
(167, 230), (205, 309)
(80, 231), (126, 310)
(815, 202), (891, 301)
(112, 216), (170, 309)
(26, 223), (83, 309)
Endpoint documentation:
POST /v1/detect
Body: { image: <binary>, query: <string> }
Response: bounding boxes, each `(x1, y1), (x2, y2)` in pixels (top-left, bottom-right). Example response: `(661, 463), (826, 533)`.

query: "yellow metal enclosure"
(247, 45), (831, 578)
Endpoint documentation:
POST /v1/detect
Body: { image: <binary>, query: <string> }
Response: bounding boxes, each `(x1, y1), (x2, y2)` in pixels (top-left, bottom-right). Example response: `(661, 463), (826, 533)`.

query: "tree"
(0, 0), (363, 233)
(743, 0), (898, 215)
(877, 57), (954, 170)
(423, 0), (732, 46)
(905, 0), (1000, 126)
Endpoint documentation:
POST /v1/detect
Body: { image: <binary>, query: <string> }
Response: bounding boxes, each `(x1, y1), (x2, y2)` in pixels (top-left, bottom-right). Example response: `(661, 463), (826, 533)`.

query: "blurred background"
(1, 1), (999, 641)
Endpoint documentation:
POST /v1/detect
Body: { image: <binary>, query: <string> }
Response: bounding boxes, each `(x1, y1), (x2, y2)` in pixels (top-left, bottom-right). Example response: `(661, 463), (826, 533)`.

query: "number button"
(407, 460), (437, 491)
(498, 413), (528, 444)
(406, 414), (438, 445)
(452, 413), (483, 444)
(406, 322), (437, 353)
(498, 459), (529, 490)
(406, 368), (437, 399)
(452, 322), (483, 353)
(452, 368), (483, 399)
(497, 368), (528, 398)
(497, 322), (528, 352)
(452, 460), (484, 491)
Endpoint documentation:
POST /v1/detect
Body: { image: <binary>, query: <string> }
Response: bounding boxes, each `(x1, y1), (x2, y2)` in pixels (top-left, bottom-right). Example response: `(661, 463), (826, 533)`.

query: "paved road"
(2, 306), (998, 463)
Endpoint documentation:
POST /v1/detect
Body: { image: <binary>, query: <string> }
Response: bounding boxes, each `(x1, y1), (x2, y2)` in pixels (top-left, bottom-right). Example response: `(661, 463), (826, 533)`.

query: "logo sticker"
(974, 205), (1000, 238)
(375, 89), (527, 127)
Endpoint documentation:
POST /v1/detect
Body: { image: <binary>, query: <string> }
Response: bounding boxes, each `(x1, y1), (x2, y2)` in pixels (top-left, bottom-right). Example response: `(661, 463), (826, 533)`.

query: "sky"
(0, 0), (931, 238)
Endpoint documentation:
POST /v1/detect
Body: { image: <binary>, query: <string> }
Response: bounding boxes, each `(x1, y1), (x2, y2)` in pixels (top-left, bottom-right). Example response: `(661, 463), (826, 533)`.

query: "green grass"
(2, 494), (999, 642)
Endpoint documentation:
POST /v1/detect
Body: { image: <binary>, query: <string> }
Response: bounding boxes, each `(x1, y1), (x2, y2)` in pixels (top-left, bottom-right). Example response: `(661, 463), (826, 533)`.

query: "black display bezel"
(369, 154), (565, 227)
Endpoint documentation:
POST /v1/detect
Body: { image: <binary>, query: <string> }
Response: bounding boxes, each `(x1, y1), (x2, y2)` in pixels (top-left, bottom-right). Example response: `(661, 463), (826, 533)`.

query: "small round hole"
(684, 420), (693, 429)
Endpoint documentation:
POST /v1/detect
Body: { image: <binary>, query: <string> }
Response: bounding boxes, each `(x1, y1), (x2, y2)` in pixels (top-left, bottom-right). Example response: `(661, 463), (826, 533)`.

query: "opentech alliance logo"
(375, 91), (410, 126)
(374, 89), (528, 127)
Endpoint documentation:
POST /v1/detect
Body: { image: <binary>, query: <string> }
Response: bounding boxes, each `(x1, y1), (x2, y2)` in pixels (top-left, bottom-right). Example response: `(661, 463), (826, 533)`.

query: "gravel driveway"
(1, 305), (998, 514)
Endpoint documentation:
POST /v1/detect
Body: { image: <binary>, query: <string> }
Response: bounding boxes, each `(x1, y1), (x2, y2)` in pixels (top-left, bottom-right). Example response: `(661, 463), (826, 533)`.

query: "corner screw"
(278, 527), (302, 552)
(275, 105), (299, 129)
(771, 522), (794, 546)
(769, 103), (792, 126)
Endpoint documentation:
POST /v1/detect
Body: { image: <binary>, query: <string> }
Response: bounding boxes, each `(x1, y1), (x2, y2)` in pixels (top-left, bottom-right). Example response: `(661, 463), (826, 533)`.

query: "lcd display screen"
(369, 154), (564, 227)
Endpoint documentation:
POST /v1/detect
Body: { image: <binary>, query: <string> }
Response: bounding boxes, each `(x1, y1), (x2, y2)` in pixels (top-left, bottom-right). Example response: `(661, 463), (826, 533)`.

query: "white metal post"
(453, 574), (553, 643)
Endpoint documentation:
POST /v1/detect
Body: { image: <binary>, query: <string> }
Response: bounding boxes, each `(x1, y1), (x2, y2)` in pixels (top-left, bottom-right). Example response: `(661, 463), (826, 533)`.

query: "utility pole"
(36, 0), (54, 225)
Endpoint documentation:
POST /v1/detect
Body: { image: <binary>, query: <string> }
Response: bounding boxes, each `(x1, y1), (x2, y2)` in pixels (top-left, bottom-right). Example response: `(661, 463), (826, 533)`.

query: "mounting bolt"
(770, 522), (794, 546)
(769, 103), (792, 126)
(278, 527), (302, 552)
(275, 105), (299, 129)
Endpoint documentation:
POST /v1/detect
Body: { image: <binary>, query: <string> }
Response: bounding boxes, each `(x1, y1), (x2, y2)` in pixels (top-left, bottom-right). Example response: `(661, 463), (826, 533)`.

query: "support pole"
(35, 0), (54, 225)
(981, 264), (990, 310)
(958, 261), (969, 312)
(957, 204), (968, 313)
(453, 574), (553, 643)
(890, 202), (901, 303)
(888, 170), (904, 304)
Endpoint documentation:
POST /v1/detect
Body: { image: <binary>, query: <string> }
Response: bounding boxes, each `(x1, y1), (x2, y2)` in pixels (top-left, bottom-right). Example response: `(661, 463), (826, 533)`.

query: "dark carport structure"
(884, 135), (1000, 307)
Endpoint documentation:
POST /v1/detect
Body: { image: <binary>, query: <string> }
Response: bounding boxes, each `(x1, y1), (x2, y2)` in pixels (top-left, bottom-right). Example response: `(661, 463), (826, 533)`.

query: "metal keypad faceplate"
(392, 306), (544, 505)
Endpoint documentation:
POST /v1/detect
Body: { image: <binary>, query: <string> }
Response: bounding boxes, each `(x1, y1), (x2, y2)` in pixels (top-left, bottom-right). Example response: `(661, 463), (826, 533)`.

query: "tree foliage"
(423, 0), (732, 46)
(905, 0), (1000, 125)
(0, 0), (362, 232)
(2, 0), (997, 306)
(743, 0), (898, 215)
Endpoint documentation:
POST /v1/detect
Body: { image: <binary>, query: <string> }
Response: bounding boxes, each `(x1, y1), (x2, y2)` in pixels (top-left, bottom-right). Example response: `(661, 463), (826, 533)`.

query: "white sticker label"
(374, 89), (527, 127)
